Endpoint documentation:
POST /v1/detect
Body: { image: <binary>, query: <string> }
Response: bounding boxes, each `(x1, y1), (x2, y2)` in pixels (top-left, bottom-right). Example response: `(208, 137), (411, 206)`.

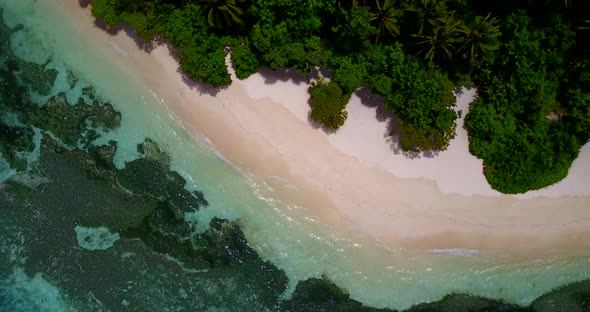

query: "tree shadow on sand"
(257, 67), (309, 86)
(92, 18), (159, 53)
(304, 91), (339, 136)
(244, 66), (339, 135)
(90, 14), (227, 96)
(174, 54), (230, 97)
(88, 3), (443, 156)
(79, 0), (92, 8)
(355, 87), (439, 159)
(241, 66), (443, 159)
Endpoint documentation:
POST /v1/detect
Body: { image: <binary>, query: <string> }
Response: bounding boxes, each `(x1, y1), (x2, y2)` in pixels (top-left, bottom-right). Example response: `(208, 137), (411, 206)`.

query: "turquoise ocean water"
(0, 0), (589, 311)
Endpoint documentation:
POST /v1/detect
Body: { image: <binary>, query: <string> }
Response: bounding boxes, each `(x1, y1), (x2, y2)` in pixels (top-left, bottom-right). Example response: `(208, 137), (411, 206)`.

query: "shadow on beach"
(87, 2), (439, 159)
(248, 66), (339, 135)
(257, 67), (309, 86)
(92, 18), (160, 52)
(356, 87), (438, 159)
(90, 14), (227, 96)
(78, 0), (91, 8)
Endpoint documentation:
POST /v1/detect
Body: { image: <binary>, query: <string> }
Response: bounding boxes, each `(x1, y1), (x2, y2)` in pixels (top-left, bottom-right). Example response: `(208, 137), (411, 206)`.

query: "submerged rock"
(74, 225), (121, 251)
(1, 6), (590, 312)
(532, 281), (590, 312)
(0, 122), (35, 171)
(406, 294), (529, 312)
(280, 277), (392, 312)
(11, 58), (58, 96)
(116, 139), (208, 213)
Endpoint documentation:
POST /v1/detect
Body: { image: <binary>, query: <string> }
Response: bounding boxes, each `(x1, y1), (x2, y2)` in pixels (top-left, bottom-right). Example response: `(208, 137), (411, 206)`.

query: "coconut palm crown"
(458, 13), (501, 63)
(200, 0), (246, 29)
(372, 0), (403, 43)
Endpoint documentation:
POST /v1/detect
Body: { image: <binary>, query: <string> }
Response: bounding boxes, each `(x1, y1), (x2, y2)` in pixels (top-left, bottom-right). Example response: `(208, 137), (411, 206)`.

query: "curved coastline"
(57, 0), (590, 256)
(56, 1), (590, 256)
(13, 0), (590, 309)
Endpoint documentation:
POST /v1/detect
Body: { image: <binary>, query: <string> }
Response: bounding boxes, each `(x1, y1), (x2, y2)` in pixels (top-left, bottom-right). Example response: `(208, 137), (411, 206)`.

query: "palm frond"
(200, 0), (245, 28)
(372, 0), (403, 42)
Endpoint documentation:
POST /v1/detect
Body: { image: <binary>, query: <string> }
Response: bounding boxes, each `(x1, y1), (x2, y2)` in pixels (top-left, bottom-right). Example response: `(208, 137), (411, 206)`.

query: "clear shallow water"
(0, 0), (589, 311)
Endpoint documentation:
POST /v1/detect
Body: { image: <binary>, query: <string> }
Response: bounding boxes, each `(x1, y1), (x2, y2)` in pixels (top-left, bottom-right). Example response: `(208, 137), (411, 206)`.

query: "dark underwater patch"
(0, 6), (589, 312)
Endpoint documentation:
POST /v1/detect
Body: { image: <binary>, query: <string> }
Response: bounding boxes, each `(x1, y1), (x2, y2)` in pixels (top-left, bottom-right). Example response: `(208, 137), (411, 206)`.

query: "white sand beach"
(59, 0), (590, 258)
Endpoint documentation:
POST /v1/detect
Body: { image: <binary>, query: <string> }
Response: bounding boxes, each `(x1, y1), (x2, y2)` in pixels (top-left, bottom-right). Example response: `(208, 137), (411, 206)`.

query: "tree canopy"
(90, 0), (590, 193)
(309, 80), (349, 131)
(465, 10), (590, 193)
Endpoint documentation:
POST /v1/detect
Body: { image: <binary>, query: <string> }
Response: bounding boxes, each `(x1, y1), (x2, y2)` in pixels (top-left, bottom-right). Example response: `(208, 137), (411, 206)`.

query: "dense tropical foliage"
(309, 80), (349, 131)
(465, 9), (590, 193)
(90, 0), (590, 193)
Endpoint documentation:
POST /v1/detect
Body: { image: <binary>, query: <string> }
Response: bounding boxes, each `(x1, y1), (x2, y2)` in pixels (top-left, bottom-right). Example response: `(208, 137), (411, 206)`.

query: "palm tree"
(200, 0), (246, 29)
(458, 14), (501, 63)
(372, 0), (403, 43)
(334, 0), (362, 9)
(405, 0), (449, 35)
(413, 15), (463, 64)
(534, 0), (573, 7)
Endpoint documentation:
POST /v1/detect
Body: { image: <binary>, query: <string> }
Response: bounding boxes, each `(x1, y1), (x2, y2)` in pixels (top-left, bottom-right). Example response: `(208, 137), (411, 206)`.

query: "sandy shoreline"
(60, 0), (590, 257)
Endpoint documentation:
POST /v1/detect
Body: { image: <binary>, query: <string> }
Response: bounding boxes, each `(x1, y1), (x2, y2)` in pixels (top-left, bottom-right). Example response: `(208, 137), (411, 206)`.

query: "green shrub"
(398, 120), (456, 152)
(178, 44), (231, 87)
(384, 57), (457, 151)
(91, 0), (122, 27)
(464, 11), (589, 193)
(88, 0), (590, 194)
(309, 80), (349, 131)
(230, 38), (262, 79)
(120, 12), (158, 42)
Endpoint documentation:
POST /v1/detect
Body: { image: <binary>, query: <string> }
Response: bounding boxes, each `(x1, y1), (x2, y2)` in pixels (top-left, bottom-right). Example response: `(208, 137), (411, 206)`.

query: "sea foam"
(429, 248), (480, 256)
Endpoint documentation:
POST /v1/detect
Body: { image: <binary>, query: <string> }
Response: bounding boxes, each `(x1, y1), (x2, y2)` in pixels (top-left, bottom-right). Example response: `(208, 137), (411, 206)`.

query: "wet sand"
(58, 0), (590, 258)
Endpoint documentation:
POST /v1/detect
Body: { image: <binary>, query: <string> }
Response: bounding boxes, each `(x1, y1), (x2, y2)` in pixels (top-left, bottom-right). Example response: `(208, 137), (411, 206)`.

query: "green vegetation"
(372, 0), (403, 43)
(3, 10), (590, 310)
(202, 0), (246, 28)
(89, 0), (590, 193)
(309, 80), (349, 131)
(384, 56), (457, 151)
(457, 13), (501, 65)
(465, 9), (590, 193)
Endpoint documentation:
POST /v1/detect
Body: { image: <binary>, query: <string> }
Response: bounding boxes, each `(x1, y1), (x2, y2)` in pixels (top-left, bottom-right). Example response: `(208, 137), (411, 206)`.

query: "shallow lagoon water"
(0, 0), (590, 311)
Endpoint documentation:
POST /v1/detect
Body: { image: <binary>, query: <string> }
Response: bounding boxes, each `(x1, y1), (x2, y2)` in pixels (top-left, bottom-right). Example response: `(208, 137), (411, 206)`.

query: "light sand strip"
(59, 0), (590, 258)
